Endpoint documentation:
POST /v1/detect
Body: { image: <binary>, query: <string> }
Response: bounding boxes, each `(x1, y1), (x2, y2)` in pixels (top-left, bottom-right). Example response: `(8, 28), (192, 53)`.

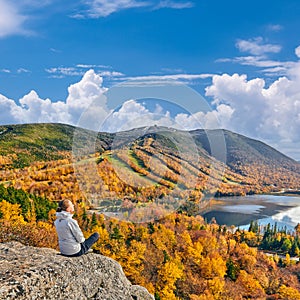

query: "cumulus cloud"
(66, 69), (109, 125)
(174, 104), (234, 131)
(102, 100), (174, 132)
(12, 91), (70, 123)
(0, 95), (19, 124)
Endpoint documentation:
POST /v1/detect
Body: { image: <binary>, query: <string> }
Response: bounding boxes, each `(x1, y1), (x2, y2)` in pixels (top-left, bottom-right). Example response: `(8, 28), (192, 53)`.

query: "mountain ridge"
(0, 123), (299, 203)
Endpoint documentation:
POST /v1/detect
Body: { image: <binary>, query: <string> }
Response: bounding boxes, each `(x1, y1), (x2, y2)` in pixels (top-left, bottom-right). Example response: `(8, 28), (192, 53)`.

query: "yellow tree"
(278, 285), (300, 300)
(156, 254), (184, 300)
(119, 240), (146, 285)
(0, 200), (26, 225)
(236, 270), (264, 298)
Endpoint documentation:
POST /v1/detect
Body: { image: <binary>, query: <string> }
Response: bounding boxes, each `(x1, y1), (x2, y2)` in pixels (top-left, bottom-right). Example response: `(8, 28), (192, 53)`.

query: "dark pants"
(66, 232), (99, 257)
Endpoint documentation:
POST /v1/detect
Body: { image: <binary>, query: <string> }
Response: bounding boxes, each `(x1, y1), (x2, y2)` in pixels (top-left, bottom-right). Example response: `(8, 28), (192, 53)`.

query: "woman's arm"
(68, 219), (85, 243)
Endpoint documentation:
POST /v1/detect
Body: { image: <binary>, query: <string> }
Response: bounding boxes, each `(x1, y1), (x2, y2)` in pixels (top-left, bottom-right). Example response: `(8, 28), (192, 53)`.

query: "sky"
(0, 0), (300, 160)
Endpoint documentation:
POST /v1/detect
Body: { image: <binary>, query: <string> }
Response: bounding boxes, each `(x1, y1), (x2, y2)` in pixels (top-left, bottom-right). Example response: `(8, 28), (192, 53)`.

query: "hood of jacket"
(56, 211), (73, 220)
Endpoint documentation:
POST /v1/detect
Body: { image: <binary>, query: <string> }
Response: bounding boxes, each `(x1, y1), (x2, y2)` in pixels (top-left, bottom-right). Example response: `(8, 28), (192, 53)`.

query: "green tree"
(91, 212), (98, 228)
(226, 258), (239, 281)
(281, 238), (292, 253)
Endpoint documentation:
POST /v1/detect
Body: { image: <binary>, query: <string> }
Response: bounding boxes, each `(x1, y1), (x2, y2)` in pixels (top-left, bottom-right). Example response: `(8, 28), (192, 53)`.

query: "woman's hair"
(57, 199), (71, 212)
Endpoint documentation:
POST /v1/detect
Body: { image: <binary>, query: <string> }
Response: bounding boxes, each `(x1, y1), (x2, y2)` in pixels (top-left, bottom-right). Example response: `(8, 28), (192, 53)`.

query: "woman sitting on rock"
(54, 199), (99, 257)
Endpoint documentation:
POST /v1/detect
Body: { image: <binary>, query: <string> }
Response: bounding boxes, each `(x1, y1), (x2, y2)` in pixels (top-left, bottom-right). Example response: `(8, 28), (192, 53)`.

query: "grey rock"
(0, 241), (154, 300)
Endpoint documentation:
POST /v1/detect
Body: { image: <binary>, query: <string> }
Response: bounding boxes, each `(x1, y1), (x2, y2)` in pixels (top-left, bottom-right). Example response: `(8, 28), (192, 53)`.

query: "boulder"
(0, 241), (154, 300)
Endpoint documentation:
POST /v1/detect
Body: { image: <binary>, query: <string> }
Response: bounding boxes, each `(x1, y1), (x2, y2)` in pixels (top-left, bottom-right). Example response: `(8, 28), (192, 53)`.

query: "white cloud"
(98, 71), (124, 77)
(102, 99), (174, 132)
(218, 40), (300, 77)
(0, 0), (28, 38)
(266, 24), (283, 32)
(76, 64), (111, 69)
(236, 37), (282, 56)
(123, 73), (213, 84)
(1, 69), (11, 73)
(50, 48), (61, 53)
(46, 67), (84, 77)
(0, 1), (66, 38)
(206, 73), (267, 133)
(78, 0), (194, 18)
(220, 56), (282, 68)
(66, 69), (109, 125)
(295, 46), (300, 58)
(1, 68), (31, 75)
(174, 104), (234, 131)
(79, 0), (149, 18)
(155, 0), (194, 9)
(0, 94), (19, 124)
(17, 68), (30, 74)
(46, 65), (124, 79)
(12, 91), (70, 123)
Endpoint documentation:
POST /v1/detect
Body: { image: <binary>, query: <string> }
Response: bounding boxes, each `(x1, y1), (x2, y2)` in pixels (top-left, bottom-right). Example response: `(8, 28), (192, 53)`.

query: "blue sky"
(1, 0), (300, 160)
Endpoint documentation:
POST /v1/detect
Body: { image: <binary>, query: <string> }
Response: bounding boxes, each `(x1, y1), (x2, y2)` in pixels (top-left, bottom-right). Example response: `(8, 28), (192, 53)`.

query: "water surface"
(201, 195), (300, 231)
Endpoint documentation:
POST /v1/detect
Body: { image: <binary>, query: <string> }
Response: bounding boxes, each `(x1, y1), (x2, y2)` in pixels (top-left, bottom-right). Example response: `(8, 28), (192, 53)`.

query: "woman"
(54, 199), (99, 257)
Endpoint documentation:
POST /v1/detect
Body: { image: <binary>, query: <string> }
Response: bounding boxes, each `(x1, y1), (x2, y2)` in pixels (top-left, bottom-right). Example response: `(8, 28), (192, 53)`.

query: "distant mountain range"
(0, 123), (299, 202)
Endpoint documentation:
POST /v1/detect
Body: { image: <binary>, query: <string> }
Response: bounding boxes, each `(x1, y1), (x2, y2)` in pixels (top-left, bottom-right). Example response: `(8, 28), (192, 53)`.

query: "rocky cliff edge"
(0, 241), (154, 300)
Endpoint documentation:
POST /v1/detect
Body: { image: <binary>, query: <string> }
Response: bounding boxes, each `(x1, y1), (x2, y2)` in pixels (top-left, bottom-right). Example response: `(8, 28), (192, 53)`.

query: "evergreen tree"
(91, 212), (98, 228)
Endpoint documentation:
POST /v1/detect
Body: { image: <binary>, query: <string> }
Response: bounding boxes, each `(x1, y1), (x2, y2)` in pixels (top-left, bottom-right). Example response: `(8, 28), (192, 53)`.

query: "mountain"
(0, 123), (299, 204)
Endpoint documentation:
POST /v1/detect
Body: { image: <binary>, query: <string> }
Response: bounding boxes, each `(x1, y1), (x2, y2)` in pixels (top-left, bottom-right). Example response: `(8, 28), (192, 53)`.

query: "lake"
(200, 194), (300, 231)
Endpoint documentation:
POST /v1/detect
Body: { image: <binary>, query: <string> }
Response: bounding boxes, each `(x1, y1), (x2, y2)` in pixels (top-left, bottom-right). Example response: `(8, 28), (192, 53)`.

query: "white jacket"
(54, 211), (85, 255)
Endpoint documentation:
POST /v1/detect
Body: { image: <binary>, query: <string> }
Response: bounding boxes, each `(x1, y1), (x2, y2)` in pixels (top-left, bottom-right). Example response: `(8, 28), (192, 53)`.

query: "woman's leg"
(69, 232), (99, 257)
(79, 232), (100, 255)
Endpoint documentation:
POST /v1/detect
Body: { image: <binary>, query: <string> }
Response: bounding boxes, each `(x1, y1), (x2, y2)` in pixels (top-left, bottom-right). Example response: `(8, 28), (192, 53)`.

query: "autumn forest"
(1, 123), (300, 299)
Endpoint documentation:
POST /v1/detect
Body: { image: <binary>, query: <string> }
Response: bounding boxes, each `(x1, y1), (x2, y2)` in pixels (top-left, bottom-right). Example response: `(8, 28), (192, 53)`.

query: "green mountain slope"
(0, 123), (112, 168)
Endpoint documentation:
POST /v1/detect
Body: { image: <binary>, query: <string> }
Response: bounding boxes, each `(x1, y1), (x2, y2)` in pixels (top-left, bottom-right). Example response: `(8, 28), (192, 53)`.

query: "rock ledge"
(0, 241), (154, 300)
